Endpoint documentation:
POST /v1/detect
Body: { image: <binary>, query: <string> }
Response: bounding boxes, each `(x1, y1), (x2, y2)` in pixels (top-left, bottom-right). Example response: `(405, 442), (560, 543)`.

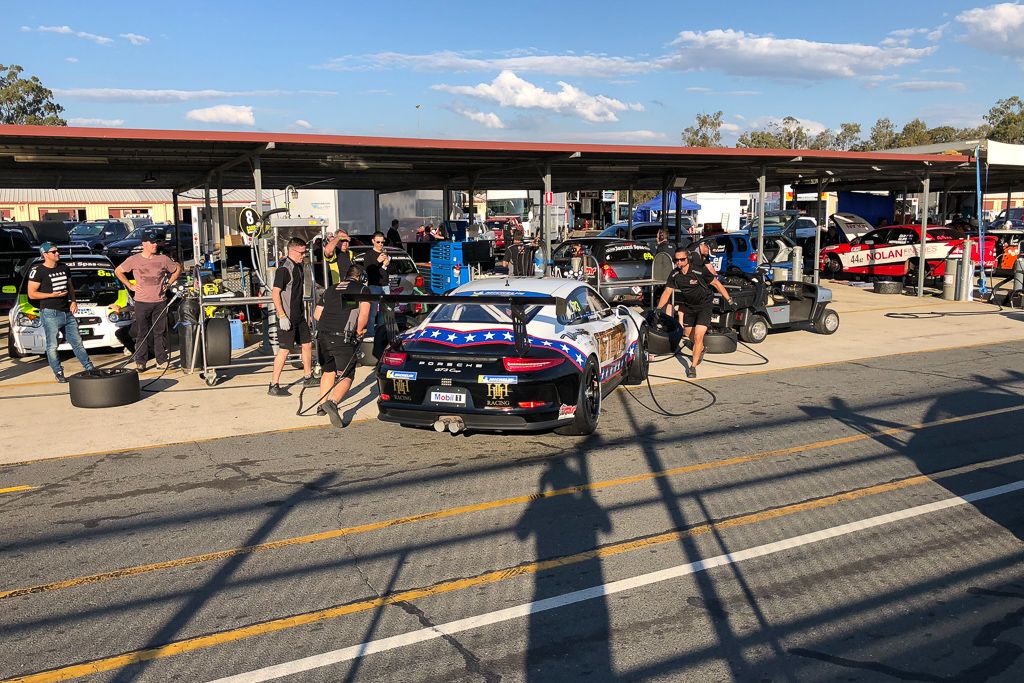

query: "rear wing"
(345, 293), (560, 355)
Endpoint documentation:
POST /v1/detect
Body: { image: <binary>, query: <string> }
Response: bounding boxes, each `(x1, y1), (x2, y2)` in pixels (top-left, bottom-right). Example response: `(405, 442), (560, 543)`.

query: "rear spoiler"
(344, 293), (561, 355)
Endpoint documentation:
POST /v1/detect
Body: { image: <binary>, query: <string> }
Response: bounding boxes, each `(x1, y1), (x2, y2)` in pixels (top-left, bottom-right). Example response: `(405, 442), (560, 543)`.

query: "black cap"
(141, 231), (163, 244)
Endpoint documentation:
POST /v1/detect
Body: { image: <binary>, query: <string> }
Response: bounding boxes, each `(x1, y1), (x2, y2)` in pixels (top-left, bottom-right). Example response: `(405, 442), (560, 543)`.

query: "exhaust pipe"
(432, 417), (466, 434)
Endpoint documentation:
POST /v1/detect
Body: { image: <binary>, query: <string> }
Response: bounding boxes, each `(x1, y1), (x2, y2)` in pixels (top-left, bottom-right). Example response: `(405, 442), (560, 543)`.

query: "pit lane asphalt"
(2, 341), (1024, 683)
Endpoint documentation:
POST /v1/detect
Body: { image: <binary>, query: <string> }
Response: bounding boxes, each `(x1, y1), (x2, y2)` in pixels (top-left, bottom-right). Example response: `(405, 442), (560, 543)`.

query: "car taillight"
(601, 263), (618, 279)
(503, 357), (564, 372)
(380, 393), (391, 401)
(414, 275), (424, 288)
(518, 401), (547, 409)
(382, 351), (407, 367)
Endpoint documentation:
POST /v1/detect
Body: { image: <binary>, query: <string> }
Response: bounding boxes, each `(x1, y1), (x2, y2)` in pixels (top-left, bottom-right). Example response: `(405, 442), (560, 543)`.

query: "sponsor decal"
(386, 370), (417, 380)
(478, 375), (518, 384)
(486, 383), (511, 400)
(558, 404), (577, 419)
(430, 389), (466, 405)
(593, 323), (626, 363)
(413, 327), (587, 370)
(469, 290), (545, 298)
(392, 379), (411, 395)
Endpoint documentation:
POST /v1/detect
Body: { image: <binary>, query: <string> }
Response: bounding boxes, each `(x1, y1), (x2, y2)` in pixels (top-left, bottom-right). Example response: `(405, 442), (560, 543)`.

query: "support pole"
(780, 184), (787, 210)
(674, 188), (682, 244)
(660, 175), (669, 238)
(543, 163), (553, 275)
(253, 156), (267, 294)
(172, 190), (182, 264)
(813, 178), (824, 284)
(373, 190), (381, 233)
(757, 165), (767, 267)
(203, 182), (213, 266)
(626, 185), (633, 239)
(216, 173), (226, 281)
(442, 185), (451, 230)
(916, 174), (930, 297)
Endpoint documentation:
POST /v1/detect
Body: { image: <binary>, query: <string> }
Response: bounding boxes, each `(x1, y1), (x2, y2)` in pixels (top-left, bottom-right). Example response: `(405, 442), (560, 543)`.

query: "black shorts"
(319, 334), (357, 380)
(679, 304), (713, 329)
(278, 317), (311, 351)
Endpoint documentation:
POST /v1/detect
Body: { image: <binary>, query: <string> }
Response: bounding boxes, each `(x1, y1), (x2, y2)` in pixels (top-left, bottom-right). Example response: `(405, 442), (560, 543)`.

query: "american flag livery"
(409, 326), (589, 370)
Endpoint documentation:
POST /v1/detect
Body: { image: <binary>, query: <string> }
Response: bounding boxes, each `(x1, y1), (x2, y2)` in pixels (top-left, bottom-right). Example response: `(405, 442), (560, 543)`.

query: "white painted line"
(207, 479), (1024, 683)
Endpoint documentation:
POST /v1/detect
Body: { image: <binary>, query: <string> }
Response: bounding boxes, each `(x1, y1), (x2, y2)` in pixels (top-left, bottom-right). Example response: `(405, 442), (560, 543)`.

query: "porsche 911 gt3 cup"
(373, 278), (650, 435)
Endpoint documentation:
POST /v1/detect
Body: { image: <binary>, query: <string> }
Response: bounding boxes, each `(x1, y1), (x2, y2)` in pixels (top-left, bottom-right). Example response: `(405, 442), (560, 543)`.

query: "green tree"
(0, 64), (66, 126)
(681, 110), (724, 147)
(862, 117), (897, 150)
(736, 116), (811, 148)
(895, 118), (931, 147)
(834, 122), (862, 151)
(984, 96), (1024, 144)
(926, 125), (960, 144)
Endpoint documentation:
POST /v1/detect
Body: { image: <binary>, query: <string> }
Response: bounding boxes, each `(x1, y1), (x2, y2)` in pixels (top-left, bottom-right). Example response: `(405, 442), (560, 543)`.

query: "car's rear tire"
(814, 307), (840, 334)
(7, 329), (26, 359)
(556, 357), (600, 436)
(739, 314), (769, 344)
(625, 326), (649, 385)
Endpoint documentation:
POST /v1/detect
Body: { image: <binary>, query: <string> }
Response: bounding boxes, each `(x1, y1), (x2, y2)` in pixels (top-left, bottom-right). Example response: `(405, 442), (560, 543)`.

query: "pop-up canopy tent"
(633, 193), (701, 222)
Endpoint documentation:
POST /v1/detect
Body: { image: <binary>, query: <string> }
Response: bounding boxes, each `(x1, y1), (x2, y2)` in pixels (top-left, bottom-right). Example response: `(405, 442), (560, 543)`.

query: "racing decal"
(593, 323), (626, 364)
(485, 383), (512, 401)
(836, 242), (952, 270)
(558, 404), (577, 419)
(600, 340), (639, 383)
(468, 290), (546, 298)
(411, 326), (588, 370)
(392, 379), (411, 396)
(478, 375), (518, 384)
(386, 370), (417, 380)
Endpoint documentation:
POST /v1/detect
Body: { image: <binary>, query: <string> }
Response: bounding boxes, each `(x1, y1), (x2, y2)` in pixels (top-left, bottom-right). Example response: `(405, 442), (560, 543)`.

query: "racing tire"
(204, 317), (232, 367)
(1007, 290), (1024, 310)
(556, 357), (601, 436)
(873, 280), (903, 295)
(814, 307), (840, 335)
(703, 329), (737, 354)
(7, 330), (26, 359)
(69, 368), (140, 409)
(739, 314), (769, 344)
(824, 255), (843, 277)
(625, 326), (649, 385)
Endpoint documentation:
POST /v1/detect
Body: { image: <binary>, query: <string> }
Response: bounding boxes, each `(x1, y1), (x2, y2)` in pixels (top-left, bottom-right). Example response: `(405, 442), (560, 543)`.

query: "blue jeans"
(40, 309), (94, 376)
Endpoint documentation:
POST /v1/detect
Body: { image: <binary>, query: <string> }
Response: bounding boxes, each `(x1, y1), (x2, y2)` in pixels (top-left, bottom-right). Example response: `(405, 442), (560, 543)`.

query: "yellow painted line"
(2, 402), (1020, 603)
(0, 471), (942, 683)
(0, 485), (34, 495)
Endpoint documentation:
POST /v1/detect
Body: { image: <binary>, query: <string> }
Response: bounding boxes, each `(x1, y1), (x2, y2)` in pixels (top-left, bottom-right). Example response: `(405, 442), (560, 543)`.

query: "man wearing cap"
(28, 243), (100, 383)
(322, 230), (352, 285)
(115, 232), (181, 371)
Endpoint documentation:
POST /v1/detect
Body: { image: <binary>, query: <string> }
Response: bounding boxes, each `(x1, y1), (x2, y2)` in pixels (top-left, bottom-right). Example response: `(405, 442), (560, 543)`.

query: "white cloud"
(20, 26), (30, 32)
(120, 33), (149, 46)
(957, 3), (1024, 58)
(667, 29), (934, 80)
(687, 86), (712, 92)
(294, 119), (313, 129)
(559, 130), (669, 143)
(927, 23), (950, 41)
(186, 104), (255, 126)
(316, 51), (654, 77)
(67, 117), (125, 127)
(35, 25), (113, 45)
(894, 80), (967, 92)
(55, 87), (336, 102)
(720, 122), (742, 133)
(451, 104), (505, 129)
(65, 57), (78, 63)
(433, 70), (643, 123)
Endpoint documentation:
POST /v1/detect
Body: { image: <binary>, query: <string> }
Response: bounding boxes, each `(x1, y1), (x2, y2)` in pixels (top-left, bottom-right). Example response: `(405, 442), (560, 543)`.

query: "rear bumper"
(378, 403), (568, 432)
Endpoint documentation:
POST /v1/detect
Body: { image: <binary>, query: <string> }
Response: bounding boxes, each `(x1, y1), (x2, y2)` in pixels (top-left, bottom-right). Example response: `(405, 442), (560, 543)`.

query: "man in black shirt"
(656, 248), (733, 378)
(27, 242), (99, 383)
(313, 264), (371, 427)
(269, 237), (315, 396)
(655, 229), (675, 258)
(386, 219), (403, 248)
(502, 230), (534, 275)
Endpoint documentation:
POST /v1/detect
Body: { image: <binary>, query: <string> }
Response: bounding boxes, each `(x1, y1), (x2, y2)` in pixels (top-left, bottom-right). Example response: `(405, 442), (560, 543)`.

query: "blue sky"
(7, 1), (1024, 144)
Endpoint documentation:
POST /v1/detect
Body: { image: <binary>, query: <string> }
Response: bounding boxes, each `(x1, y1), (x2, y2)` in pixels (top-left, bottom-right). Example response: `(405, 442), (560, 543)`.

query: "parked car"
(375, 278), (649, 434)
(7, 254), (133, 358)
(991, 207), (1024, 230)
(820, 225), (997, 281)
(691, 231), (796, 276)
(983, 228), (1024, 274)
(69, 219), (131, 253)
(349, 246), (425, 297)
(598, 219), (695, 250)
(551, 238), (654, 304)
(105, 224), (194, 266)
(0, 228), (39, 311)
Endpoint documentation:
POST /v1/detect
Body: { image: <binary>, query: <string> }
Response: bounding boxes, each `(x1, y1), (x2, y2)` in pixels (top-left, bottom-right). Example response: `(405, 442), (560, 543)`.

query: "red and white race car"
(820, 225), (996, 280)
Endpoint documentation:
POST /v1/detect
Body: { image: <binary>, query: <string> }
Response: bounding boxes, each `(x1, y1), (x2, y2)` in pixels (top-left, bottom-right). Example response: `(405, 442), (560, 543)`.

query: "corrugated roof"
(0, 188), (265, 204)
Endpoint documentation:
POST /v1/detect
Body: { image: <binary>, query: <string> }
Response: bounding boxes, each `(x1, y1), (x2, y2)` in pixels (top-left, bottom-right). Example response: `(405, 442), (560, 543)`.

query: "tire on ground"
(703, 329), (738, 354)
(873, 280), (903, 295)
(204, 317), (232, 367)
(69, 369), (140, 408)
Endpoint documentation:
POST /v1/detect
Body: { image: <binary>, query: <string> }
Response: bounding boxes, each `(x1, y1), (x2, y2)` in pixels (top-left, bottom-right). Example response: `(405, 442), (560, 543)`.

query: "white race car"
(7, 255), (133, 359)
(375, 277), (650, 435)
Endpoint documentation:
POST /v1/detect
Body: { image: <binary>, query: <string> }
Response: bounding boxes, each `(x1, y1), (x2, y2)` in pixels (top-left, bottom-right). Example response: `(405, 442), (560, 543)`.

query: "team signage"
(238, 207), (262, 236)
